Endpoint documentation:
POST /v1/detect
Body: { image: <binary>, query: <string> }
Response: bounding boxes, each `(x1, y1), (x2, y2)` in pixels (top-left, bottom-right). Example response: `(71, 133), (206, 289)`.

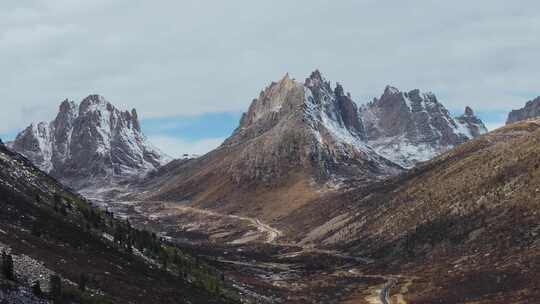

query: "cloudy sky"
(1, 1), (539, 156)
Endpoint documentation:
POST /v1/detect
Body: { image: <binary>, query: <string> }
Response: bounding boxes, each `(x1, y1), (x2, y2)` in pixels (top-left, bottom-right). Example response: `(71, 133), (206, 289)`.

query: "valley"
(96, 198), (400, 304)
(2, 71), (539, 303)
(4, 3), (540, 303)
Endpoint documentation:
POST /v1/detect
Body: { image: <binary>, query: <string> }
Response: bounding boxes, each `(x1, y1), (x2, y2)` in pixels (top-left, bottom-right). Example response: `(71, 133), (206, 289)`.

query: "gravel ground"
(0, 243), (56, 292)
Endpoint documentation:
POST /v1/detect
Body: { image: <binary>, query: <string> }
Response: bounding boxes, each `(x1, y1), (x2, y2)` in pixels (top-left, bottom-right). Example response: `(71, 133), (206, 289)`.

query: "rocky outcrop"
(137, 71), (402, 224)
(10, 122), (54, 172)
(9, 95), (169, 189)
(360, 86), (487, 168)
(221, 71), (400, 185)
(456, 106), (488, 138)
(506, 96), (540, 125)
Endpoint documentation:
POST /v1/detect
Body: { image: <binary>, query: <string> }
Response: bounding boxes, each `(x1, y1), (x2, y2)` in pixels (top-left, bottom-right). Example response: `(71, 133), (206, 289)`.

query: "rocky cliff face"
(456, 106), (488, 137)
(9, 95), (169, 189)
(221, 71), (400, 185)
(360, 86), (486, 167)
(137, 71), (402, 223)
(506, 96), (540, 124)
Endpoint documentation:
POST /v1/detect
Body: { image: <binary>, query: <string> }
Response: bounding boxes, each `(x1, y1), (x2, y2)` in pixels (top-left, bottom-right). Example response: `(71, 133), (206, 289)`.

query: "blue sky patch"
(141, 112), (242, 141)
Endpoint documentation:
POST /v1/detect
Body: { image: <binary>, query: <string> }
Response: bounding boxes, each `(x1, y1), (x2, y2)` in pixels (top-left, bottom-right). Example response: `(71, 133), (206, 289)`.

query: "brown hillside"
(299, 119), (540, 303)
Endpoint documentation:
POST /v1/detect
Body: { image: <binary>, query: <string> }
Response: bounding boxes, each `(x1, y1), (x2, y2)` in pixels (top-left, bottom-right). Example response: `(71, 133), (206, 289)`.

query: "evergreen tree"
(78, 273), (88, 292)
(53, 193), (62, 212)
(31, 221), (42, 237)
(159, 250), (168, 270)
(1, 251), (14, 280)
(60, 203), (68, 216)
(31, 280), (42, 297)
(49, 275), (62, 301)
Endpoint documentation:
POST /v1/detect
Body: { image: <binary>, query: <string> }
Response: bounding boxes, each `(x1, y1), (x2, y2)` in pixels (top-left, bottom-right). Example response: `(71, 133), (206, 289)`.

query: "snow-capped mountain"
(136, 71), (402, 224)
(360, 86), (487, 168)
(220, 70), (402, 185)
(506, 96), (540, 124)
(456, 106), (489, 137)
(9, 95), (170, 190)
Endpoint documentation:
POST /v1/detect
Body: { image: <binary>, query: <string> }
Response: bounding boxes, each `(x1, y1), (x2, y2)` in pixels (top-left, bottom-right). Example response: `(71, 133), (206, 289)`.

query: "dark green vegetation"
(0, 143), (238, 303)
(1, 251), (14, 281)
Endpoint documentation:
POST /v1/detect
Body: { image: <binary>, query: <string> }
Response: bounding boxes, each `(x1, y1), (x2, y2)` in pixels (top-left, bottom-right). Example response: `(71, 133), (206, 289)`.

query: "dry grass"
(300, 119), (540, 303)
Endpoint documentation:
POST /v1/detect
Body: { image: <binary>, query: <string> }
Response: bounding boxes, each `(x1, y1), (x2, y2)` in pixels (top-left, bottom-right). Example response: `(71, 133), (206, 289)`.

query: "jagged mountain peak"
(54, 100), (78, 123)
(464, 105), (475, 116)
(307, 69), (323, 82)
(75, 94), (144, 137)
(383, 85), (400, 96)
(220, 71), (399, 186)
(79, 94), (114, 114)
(333, 82), (353, 99)
(235, 72), (301, 131)
(59, 98), (78, 112)
(10, 95), (169, 190)
(379, 85), (435, 98)
(131, 108), (142, 132)
(506, 96), (540, 125)
(232, 71), (370, 147)
(456, 106), (487, 138)
(81, 93), (108, 104)
(304, 69), (333, 91)
(361, 87), (487, 168)
(140, 72), (402, 225)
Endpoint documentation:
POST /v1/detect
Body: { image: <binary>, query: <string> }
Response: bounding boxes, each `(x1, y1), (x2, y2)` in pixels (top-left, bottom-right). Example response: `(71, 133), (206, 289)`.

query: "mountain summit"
(360, 86), (487, 167)
(506, 96), (540, 124)
(137, 72), (490, 226)
(9, 95), (169, 190)
(137, 71), (401, 225)
(220, 70), (399, 184)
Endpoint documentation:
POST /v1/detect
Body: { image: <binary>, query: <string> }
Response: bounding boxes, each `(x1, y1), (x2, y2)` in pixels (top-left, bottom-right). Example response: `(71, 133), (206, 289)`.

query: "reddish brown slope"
(137, 72), (401, 236)
(299, 119), (540, 303)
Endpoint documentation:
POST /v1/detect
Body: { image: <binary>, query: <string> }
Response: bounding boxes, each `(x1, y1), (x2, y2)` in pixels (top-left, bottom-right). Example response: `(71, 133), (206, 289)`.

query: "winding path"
(347, 269), (401, 304)
(161, 203), (284, 243)
(252, 219), (283, 243)
(379, 279), (396, 304)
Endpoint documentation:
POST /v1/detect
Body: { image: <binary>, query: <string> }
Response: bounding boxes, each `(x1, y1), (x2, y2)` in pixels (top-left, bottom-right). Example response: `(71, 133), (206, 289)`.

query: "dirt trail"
(346, 269), (412, 304)
(153, 202), (377, 263)
(161, 202), (284, 243)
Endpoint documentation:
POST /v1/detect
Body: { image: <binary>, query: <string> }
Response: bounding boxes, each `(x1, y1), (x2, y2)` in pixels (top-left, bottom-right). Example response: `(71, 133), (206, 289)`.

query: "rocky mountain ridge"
(8, 95), (170, 190)
(293, 118), (540, 303)
(0, 137), (234, 304)
(133, 71), (406, 228)
(220, 71), (401, 184)
(130, 71), (492, 227)
(360, 85), (487, 167)
(506, 96), (540, 124)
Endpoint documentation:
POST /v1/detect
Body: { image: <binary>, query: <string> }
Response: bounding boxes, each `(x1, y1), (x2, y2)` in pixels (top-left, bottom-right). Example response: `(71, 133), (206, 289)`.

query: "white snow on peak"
(369, 136), (440, 168)
(402, 92), (413, 111)
(31, 122), (54, 172)
(454, 120), (473, 138)
(384, 85), (400, 95)
(303, 86), (370, 152)
(248, 75), (296, 123)
(11, 96), (170, 181)
(359, 88), (487, 168)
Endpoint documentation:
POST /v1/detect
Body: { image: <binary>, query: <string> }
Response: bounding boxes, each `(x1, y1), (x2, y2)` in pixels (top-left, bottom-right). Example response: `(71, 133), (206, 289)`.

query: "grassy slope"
(299, 120), (540, 303)
(0, 144), (237, 304)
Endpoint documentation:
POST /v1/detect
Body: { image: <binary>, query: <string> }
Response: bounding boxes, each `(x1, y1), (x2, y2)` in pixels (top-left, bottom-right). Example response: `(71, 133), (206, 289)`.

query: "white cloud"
(148, 135), (225, 158)
(1, 1), (540, 134)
